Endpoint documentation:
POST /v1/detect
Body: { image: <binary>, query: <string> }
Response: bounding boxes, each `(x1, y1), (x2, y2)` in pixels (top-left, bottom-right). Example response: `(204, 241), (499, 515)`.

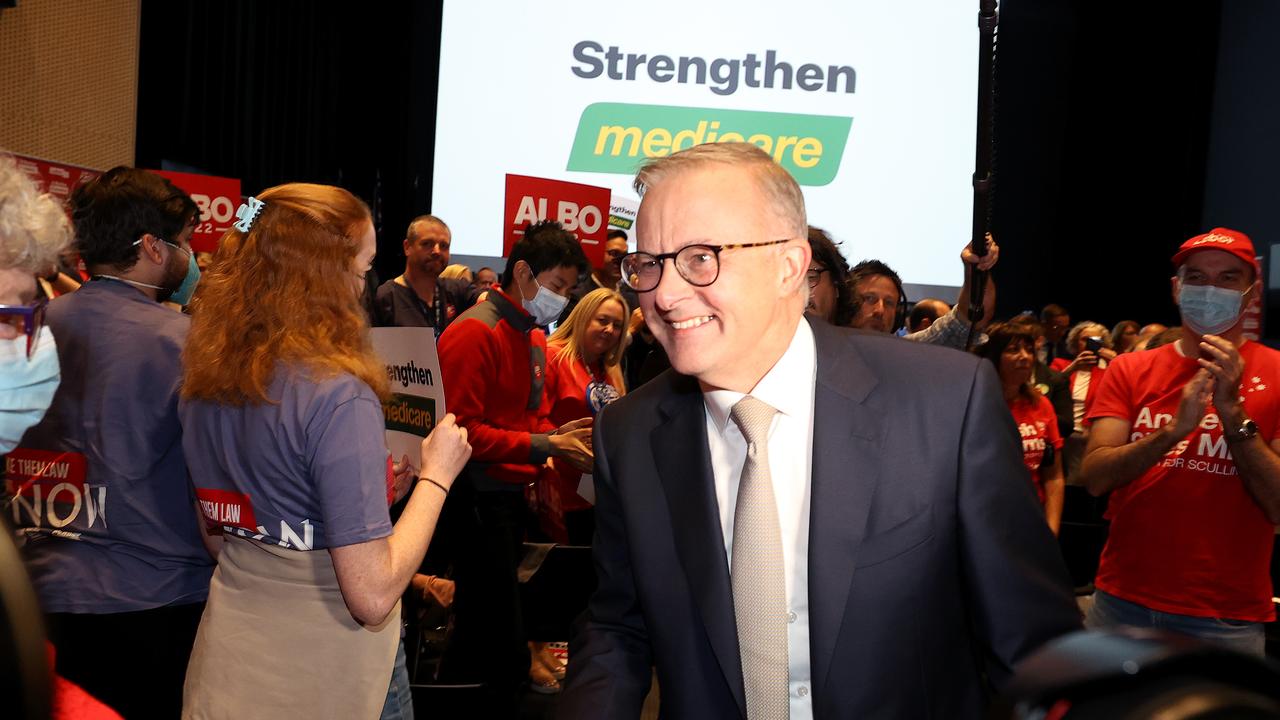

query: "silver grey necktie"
(729, 395), (789, 719)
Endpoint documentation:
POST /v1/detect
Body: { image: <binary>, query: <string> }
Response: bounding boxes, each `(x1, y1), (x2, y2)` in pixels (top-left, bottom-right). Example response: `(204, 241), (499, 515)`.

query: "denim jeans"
(1085, 589), (1266, 657)
(380, 638), (414, 720)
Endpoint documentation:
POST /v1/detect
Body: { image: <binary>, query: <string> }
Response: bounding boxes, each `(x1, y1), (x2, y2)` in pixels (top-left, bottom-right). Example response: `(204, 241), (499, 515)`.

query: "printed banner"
(5, 448), (103, 534)
(5, 448), (87, 495)
(195, 487), (259, 532)
(608, 195), (639, 247)
(371, 327), (447, 474)
(152, 170), (243, 253)
(11, 154), (100, 205)
(504, 174), (611, 268)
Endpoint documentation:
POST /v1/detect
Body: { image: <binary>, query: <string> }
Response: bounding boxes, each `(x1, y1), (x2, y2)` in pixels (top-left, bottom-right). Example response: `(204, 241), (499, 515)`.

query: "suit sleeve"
(437, 318), (536, 465)
(957, 360), (1082, 688)
(558, 406), (653, 719)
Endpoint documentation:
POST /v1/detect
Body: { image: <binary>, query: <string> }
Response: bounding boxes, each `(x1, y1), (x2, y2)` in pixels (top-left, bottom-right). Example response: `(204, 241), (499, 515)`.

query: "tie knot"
(730, 395), (777, 447)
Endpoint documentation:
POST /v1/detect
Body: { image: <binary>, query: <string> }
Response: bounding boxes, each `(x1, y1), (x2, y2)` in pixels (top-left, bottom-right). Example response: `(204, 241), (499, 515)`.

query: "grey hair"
(0, 154), (73, 274)
(633, 142), (807, 238)
(1067, 321), (1112, 352)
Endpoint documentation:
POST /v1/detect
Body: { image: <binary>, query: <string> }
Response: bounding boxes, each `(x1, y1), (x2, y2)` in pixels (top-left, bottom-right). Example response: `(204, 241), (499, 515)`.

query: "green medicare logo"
(567, 103), (852, 186)
(383, 393), (436, 438)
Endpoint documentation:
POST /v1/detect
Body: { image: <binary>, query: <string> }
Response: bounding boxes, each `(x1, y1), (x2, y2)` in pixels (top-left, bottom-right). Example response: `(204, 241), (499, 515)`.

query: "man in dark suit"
(558, 142), (1081, 719)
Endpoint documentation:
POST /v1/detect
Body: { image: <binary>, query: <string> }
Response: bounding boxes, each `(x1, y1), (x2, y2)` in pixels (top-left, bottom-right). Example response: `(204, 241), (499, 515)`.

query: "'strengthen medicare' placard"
(372, 328), (446, 472)
(432, 0), (977, 287)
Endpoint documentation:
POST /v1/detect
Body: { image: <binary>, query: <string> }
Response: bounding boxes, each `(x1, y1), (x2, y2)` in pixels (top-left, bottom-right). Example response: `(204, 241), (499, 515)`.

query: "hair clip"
(234, 197), (265, 232)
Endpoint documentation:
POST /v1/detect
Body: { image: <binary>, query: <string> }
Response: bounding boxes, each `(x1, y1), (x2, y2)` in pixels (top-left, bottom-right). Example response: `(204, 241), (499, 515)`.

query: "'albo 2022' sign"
(503, 174), (611, 267)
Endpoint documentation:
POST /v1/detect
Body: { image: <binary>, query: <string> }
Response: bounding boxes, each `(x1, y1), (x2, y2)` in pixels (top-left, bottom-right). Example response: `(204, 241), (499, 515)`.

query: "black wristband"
(419, 476), (450, 496)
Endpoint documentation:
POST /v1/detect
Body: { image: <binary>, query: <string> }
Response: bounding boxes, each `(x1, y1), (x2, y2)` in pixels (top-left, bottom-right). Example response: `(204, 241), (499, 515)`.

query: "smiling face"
(999, 338), (1035, 387)
(583, 298), (626, 363)
(636, 163), (808, 392)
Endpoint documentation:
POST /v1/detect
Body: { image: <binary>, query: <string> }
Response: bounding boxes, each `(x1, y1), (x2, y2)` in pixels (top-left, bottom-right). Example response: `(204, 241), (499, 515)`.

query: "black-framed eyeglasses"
(621, 238), (791, 292)
(0, 299), (48, 359)
(806, 267), (829, 289)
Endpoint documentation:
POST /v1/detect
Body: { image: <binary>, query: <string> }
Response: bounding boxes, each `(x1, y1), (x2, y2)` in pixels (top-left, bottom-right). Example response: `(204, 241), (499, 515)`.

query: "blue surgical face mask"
(106, 237), (201, 306)
(1179, 282), (1248, 336)
(166, 241), (201, 306)
(522, 276), (568, 326)
(0, 326), (60, 454)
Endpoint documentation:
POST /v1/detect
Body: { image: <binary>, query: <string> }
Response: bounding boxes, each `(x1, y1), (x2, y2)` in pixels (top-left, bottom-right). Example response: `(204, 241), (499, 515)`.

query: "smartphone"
(1084, 336), (1104, 353)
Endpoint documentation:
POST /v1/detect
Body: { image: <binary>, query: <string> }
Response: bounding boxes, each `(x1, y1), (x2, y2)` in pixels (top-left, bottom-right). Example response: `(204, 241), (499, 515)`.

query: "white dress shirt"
(703, 319), (816, 719)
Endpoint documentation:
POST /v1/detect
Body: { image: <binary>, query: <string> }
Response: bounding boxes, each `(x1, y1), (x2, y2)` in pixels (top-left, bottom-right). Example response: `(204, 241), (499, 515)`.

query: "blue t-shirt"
(7, 279), (214, 613)
(180, 367), (393, 551)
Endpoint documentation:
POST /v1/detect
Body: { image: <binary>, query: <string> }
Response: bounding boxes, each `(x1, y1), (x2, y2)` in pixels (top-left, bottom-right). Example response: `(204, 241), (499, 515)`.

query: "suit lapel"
(806, 319), (885, 705)
(652, 375), (747, 717)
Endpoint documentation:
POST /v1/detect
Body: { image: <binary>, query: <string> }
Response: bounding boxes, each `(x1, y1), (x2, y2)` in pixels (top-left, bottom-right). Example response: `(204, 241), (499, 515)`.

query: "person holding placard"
(179, 184), (471, 719)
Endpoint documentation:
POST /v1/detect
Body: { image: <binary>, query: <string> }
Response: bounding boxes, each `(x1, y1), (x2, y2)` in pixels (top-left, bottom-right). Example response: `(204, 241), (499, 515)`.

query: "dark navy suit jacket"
(559, 317), (1081, 719)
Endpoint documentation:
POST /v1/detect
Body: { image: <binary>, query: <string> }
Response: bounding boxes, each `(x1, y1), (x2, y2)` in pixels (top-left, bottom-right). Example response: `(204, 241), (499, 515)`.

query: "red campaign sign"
(4, 448), (88, 496)
(195, 487), (259, 532)
(503, 174), (610, 268)
(11, 154), (100, 205)
(152, 170), (242, 254)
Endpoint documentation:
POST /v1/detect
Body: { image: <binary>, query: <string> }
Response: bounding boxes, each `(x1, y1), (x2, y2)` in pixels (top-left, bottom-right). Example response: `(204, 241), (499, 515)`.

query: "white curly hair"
(0, 154), (73, 274)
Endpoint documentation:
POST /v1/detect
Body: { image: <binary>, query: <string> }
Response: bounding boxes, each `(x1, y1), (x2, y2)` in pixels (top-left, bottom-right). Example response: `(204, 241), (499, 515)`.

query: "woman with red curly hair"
(178, 183), (471, 719)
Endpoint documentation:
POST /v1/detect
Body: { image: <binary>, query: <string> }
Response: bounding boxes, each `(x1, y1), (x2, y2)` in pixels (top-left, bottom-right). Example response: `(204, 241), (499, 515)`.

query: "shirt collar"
(703, 319), (816, 433)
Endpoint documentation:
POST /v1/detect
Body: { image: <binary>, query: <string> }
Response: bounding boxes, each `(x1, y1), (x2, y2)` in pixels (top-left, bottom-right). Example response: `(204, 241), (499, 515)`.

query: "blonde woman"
(438, 263), (473, 284)
(544, 288), (629, 538)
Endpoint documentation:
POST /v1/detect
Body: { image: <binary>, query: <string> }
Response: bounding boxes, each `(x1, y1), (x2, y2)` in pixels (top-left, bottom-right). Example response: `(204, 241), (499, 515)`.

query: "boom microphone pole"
(967, 0), (999, 349)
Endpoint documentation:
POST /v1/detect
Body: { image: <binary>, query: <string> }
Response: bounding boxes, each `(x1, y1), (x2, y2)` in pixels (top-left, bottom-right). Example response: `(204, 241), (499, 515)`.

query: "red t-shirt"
(544, 343), (622, 513)
(1088, 341), (1280, 622)
(1009, 393), (1063, 504)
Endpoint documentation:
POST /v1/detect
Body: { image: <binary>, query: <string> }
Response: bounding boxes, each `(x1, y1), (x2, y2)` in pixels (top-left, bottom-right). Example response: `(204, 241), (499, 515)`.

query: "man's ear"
(138, 234), (166, 265)
(779, 239), (811, 296)
(1170, 275), (1180, 306)
(514, 260), (532, 282)
(509, 260), (532, 295)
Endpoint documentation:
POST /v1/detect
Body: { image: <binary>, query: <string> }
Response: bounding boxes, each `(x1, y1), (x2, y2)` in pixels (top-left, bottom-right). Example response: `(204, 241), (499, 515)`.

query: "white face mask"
(1179, 283), (1248, 336)
(0, 326), (60, 454)
(521, 275), (568, 326)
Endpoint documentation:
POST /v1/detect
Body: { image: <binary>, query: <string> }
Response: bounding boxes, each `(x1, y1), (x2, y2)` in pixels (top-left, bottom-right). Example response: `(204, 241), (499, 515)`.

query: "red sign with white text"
(153, 170), (242, 253)
(11, 154), (100, 205)
(503, 174), (610, 268)
(195, 487), (259, 532)
(5, 448), (88, 497)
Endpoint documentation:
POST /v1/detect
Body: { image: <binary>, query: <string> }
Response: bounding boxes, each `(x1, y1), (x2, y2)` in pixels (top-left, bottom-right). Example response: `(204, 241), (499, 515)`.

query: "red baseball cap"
(1171, 227), (1260, 276)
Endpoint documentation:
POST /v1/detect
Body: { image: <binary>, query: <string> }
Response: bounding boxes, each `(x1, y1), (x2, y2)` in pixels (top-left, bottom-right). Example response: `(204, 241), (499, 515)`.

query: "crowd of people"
(0, 143), (1276, 719)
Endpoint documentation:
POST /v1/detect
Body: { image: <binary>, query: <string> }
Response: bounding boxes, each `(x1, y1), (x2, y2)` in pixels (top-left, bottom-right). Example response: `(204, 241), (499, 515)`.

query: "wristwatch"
(1224, 416), (1259, 443)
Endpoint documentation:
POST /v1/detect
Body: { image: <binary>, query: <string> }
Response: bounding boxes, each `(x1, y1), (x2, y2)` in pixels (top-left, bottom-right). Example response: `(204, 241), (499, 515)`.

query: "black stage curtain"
(136, 0), (443, 284)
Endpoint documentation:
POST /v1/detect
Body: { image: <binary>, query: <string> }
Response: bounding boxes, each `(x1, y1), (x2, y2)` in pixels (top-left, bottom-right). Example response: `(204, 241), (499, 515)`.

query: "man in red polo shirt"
(1079, 228), (1280, 656)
